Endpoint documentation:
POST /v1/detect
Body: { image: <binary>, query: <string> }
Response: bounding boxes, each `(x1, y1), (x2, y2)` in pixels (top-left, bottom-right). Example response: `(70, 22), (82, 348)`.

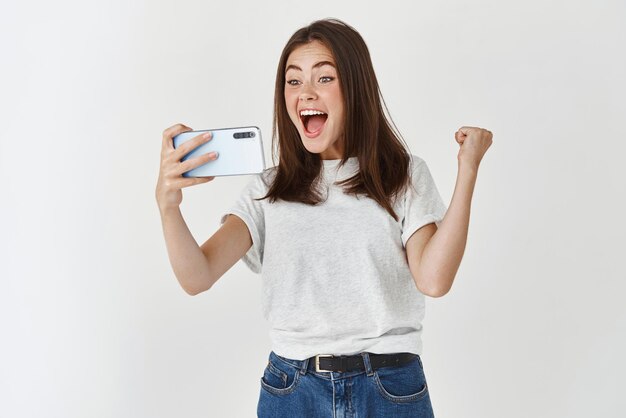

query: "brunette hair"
(261, 18), (412, 221)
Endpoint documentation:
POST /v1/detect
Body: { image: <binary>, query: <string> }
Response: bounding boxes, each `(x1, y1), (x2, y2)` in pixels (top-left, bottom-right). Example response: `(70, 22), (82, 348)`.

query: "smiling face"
(284, 40), (345, 160)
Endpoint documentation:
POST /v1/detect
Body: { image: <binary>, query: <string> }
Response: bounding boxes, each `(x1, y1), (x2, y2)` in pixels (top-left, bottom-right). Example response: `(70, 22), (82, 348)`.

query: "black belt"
(310, 352), (417, 373)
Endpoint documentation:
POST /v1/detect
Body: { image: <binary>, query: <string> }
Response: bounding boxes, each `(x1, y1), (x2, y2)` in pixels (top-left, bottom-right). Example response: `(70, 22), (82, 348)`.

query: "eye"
(286, 79), (300, 86)
(319, 76), (334, 83)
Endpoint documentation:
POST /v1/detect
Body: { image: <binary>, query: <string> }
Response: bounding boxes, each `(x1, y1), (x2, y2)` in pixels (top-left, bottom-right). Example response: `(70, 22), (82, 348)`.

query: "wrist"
(159, 204), (181, 218)
(458, 158), (479, 174)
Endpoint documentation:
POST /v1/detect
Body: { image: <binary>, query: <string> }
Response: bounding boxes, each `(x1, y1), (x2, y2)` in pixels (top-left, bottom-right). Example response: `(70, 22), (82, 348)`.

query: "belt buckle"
(315, 354), (334, 372)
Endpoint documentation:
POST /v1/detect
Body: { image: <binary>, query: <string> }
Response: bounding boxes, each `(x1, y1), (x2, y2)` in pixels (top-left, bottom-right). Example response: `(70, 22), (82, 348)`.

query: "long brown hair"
(262, 18), (412, 221)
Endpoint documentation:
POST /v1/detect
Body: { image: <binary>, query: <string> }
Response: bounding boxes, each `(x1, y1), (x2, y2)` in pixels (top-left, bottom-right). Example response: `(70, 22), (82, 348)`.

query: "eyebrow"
(285, 61), (336, 73)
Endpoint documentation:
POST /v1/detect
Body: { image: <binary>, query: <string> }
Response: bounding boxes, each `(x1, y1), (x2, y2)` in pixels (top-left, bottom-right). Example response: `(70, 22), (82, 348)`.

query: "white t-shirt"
(219, 154), (448, 360)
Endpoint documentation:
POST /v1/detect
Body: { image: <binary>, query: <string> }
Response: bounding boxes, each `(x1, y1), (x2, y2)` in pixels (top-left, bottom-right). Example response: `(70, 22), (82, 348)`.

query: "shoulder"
(244, 166), (277, 190)
(259, 165), (278, 187)
(406, 154), (430, 181)
(404, 154), (440, 195)
(407, 154), (427, 173)
(263, 165), (278, 178)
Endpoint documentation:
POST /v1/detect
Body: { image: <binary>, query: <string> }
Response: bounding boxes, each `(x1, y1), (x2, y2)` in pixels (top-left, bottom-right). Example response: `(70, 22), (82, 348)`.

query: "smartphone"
(172, 126), (265, 177)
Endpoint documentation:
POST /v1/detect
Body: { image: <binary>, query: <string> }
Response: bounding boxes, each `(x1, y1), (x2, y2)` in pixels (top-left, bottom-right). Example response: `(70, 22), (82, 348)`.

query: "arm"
(406, 162), (476, 297)
(159, 207), (252, 296)
(407, 126), (492, 297)
(156, 124), (254, 296)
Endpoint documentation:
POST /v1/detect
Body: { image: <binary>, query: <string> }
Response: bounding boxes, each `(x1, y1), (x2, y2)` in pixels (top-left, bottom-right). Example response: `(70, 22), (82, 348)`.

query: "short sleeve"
(219, 173), (267, 274)
(400, 156), (448, 248)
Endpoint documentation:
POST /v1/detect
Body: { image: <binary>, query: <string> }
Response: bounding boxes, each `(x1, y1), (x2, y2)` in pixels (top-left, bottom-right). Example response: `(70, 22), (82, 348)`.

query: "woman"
(156, 18), (492, 417)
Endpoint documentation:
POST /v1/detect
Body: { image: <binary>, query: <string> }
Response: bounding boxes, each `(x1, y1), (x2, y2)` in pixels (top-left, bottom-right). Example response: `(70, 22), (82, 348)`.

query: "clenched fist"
(454, 126), (493, 170)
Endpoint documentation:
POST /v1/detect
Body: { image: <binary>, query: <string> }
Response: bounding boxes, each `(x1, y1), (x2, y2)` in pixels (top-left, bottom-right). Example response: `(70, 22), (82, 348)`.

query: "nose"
(299, 83), (317, 102)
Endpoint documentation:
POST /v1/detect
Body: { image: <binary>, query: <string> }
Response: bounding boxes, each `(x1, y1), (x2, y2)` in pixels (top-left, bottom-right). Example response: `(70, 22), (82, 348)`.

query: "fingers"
(458, 126), (492, 135)
(175, 151), (219, 177)
(458, 126), (478, 134)
(162, 123), (193, 151)
(172, 131), (213, 163)
(173, 176), (215, 189)
(158, 124), (217, 188)
(456, 126), (493, 143)
(156, 125), (217, 211)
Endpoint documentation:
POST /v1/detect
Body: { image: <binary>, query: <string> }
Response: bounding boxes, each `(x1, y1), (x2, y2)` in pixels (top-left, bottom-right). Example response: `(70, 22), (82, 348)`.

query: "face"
(284, 40), (345, 160)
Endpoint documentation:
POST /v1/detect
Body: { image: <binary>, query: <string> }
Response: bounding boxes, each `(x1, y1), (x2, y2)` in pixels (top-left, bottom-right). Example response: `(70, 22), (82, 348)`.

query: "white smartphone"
(172, 126), (265, 177)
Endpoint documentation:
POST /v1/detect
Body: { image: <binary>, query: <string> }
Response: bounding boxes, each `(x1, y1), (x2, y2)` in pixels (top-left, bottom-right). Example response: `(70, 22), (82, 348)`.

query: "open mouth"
(300, 109), (328, 136)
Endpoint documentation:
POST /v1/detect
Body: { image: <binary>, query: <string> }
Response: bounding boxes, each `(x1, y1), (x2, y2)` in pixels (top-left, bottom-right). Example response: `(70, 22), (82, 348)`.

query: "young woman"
(156, 18), (492, 418)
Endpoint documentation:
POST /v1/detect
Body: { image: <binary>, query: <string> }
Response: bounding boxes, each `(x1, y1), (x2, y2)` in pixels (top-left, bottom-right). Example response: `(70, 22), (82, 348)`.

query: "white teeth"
(300, 109), (327, 116)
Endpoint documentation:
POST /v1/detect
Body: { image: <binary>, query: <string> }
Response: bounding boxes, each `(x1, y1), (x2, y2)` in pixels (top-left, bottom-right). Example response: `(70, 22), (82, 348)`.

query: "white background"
(1, 0), (625, 417)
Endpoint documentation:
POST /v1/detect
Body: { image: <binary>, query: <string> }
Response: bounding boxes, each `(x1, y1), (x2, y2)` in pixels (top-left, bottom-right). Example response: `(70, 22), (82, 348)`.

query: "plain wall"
(1, 0), (625, 417)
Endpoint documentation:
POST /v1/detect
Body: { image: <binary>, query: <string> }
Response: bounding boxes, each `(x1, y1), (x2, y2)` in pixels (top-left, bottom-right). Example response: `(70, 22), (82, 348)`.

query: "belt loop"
(301, 357), (309, 375)
(361, 352), (374, 376)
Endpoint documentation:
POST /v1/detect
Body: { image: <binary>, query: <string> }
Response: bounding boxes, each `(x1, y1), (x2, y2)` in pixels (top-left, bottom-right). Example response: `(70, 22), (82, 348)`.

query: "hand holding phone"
(156, 124), (218, 212)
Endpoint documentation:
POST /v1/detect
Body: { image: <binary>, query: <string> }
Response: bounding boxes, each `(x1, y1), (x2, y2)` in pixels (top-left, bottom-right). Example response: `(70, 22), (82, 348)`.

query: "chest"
(265, 186), (404, 254)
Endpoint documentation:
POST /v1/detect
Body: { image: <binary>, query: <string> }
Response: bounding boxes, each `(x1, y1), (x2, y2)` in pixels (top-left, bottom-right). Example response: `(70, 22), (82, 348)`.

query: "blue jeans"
(257, 350), (435, 417)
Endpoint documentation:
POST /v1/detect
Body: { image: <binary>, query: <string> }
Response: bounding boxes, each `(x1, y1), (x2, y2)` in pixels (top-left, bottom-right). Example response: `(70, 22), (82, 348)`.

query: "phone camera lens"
(233, 133), (241, 139)
(248, 132), (255, 138)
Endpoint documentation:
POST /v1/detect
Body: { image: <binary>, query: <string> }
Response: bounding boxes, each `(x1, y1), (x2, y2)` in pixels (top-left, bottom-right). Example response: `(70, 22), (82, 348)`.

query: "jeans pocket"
(372, 355), (429, 403)
(260, 356), (302, 395)
(263, 360), (288, 389)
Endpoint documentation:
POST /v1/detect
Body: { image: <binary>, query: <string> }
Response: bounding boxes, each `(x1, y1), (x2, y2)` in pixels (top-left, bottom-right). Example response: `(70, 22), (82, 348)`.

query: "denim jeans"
(257, 350), (435, 417)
